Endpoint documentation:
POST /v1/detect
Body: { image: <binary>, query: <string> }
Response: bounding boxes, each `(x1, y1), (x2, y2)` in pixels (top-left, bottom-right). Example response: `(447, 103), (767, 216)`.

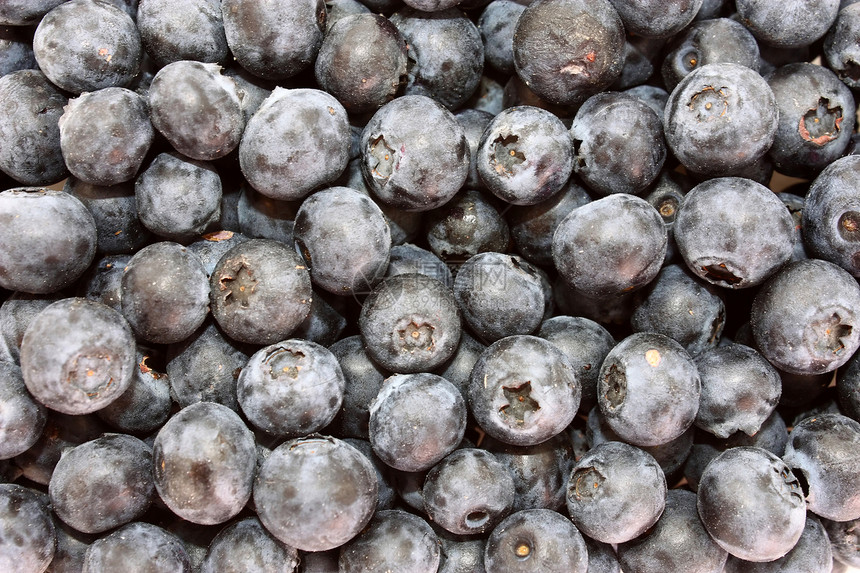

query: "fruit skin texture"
(0, 483), (56, 573)
(339, 509), (440, 573)
(751, 258), (860, 375)
(82, 521), (190, 573)
(697, 446), (807, 562)
(200, 517), (299, 573)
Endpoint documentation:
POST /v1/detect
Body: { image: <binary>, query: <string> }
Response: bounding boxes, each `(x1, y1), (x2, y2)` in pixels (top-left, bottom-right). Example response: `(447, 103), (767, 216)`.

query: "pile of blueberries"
(2, 0), (860, 571)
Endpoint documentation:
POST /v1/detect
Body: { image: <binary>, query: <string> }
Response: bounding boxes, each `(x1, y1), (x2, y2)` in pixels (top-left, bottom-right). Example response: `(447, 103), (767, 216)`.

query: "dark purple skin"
(49, 434), (154, 534)
(455, 108), (494, 190)
(425, 189), (510, 261)
(694, 343), (781, 439)
(390, 8), (483, 111)
(697, 446), (807, 562)
(97, 347), (172, 435)
(0, 292), (59, 365)
(824, 4), (860, 90)
(783, 413), (860, 521)
(484, 509), (588, 573)
(0, 484), (55, 572)
(148, 61), (244, 161)
(479, 0), (526, 76)
(236, 185), (297, 246)
(385, 243), (453, 287)
(0, 25), (37, 78)
(50, 518), (95, 573)
(437, 534), (485, 573)
(33, 0), (142, 94)
(121, 242), (210, 344)
(201, 517), (299, 573)
(823, 517), (860, 568)
(368, 373), (466, 472)
(566, 441), (667, 544)
(329, 335), (389, 440)
(624, 84), (670, 122)
(838, 349), (860, 421)
(570, 92), (666, 197)
(359, 273), (462, 374)
(736, 0), (839, 48)
(803, 155), (860, 277)
(722, 515), (833, 573)
(476, 105), (574, 206)
(238, 339), (345, 438)
(339, 510), (440, 573)
(153, 402), (256, 525)
(750, 258), (860, 375)
(469, 335), (580, 447)
(360, 94), (470, 212)
(66, 179), (152, 256)
(597, 332), (701, 447)
(609, 0), (701, 38)
(135, 152), (223, 241)
(0, 69), (68, 185)
(221, 0), (326, 80)
(0, 189), (96, 295)
(291, 290), (347, 347)
(136, 0), (229, 67)
(324, 0), (371, 32)
(187, 231), (250, 277)
(342, 437), (397, 513)
(166, 320), (249, 412)
(82, 522), (191, 573)
(673, 177), (795, 289)
(209, 238), (313, 346)
(314, 14), (407, 114)
(254, 436), (378, 552)
(552, 193), (667, 298)
(767, 63), (855, 177)
(617, 489), (727, 573)
(0, 360), (45, 459)
(293, 186), (391, 296)
(661, 18), (760, 91)
(21, 298), (136, 415)
(423, 448), (516, 536)
(433, 331), (486, 404)
(0, 0), (66, 25)
(663, 63), (778, 176)
(239, 88), (350, 202)
(512, 0), (625, 107)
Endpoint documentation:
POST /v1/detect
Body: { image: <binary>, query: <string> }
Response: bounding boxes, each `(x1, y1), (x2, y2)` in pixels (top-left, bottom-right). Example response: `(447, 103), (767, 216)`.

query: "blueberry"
(329, 335), (389, 440)
(597, 332), (701, 446)
(433, 331), (486, 404)
(0, 293), (59, 366)
(21, 298), (136, 415)
(208, 238), (312, 345)
(735, 0), (840, 48)
(722, 515), (834, 573)
(386, 243), (453, 287)
(512, 0), (625, 106)
(823, 516), (860, 568)
(153, 402), (256, 525)
(483, 509), (588, 573)
(476, 105), (574, 205)
(33, 0), (142, 94)
(238, 339), (345, 438)
(200, 517), (299, 573)
(359, 273), (462, 373)
(553, 193), (667, 298)
(423, 448), (515, 536)
(239, 88), (350, 202)
(478, 0), (527, 76)
(824, 4), (860, 90)
(339, 509), (440, 573)
(697, 446), (807, 562)
(437, 534), (486, 573)
(425, 190), (510, 260)
(186, 231), (250, 277)
(97, 347), (172, 434)
(469, 335), (580, 446)
(136, 0), (229, 67)
(673, 177), (795, 289)
(48, 434), (154, 534)
(0, 360), (45, 459)
(235, 185), (297, 245)
(0, 483), (56, 573)
(342, 437), (398, 512)
(0, 1), (66, 26)
(566, 441), (667, 544)
(368, 373), (466, 472)
(0, 25), (37, 78)
(148, 61), (245, 161)
(750, 258), (860, 375)
(66, 179), (152, 256)
(455, 108), (494, 190)
(254, 435), (378, 552)
(82, 522), (190, 573)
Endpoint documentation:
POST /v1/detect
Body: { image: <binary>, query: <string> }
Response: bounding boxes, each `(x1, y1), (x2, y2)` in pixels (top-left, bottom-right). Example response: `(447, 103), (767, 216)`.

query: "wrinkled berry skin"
(674, 177), (795, 289)
(254, 435), (378, 552)
(664, 63), (778, 176)
(783, 413), (860, 522)
(21, 298), (136, 415)
(513, 0), (625, 106)
(240, 88), (350, 202)
(33, 0), (142, 94)
(553, 194), (667, 298)
(210, 238), (312, 346)
(803, 155), (860, 277)
(339, 510), (440, 573)
(750, 259), (860, 375)
(566, 441), (667, 544)
(484, 509), (588, 573)
(598, 332), (700, 447)
(221, 0), (325, 80)
(469, 335), (580, 447)
(0, 483), (55, 573)
(359, 273), (461, 374)
(697, 446), (807, 562)
(238, 339), (345, 438)
(476, 105), (573, 205)
(49, 434), (154, 534)
(360, 95), (469, 212)
(201, 517), (299, 573)
(153, 402), (256, 525)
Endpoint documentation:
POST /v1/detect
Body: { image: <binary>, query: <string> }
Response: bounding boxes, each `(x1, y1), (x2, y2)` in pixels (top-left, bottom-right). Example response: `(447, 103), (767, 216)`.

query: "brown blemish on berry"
(799, 98), (843, 146)
(203, 230), (234, 242)
(645, 349), (661, 367)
